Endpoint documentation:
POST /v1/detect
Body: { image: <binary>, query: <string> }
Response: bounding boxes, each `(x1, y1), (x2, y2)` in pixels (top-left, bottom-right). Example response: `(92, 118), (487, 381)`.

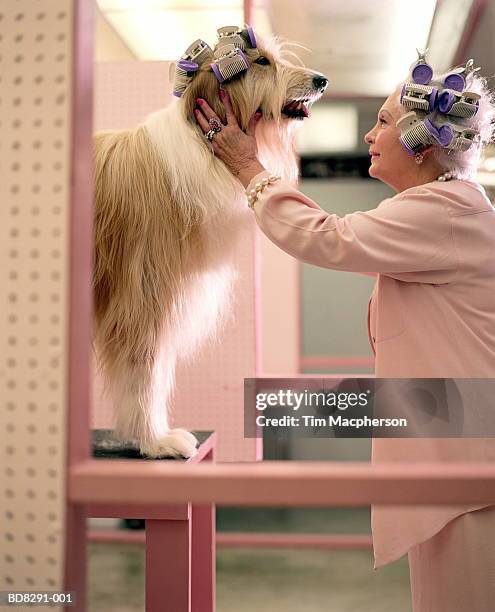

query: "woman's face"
(364, 90), (416, 190)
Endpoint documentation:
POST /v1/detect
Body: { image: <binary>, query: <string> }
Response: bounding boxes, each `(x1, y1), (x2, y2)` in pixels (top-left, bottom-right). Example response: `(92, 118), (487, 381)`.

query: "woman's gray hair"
(397, 68), (495, 179)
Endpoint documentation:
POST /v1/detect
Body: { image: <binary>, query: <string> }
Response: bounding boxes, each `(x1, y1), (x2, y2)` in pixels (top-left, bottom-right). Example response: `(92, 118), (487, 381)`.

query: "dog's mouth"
(281, 90), (324, 120)
(256, 92), (323, 122)
(282, 98), (312, 120)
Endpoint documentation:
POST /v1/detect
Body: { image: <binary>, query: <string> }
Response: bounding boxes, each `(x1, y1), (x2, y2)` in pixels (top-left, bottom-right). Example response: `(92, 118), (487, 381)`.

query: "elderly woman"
(195, 54), (495, 610)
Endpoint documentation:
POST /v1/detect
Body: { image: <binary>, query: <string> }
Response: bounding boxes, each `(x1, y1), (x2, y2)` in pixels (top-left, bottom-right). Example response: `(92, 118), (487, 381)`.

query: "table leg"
(191, 504), (215, 612)
(146, 519), (191, 612)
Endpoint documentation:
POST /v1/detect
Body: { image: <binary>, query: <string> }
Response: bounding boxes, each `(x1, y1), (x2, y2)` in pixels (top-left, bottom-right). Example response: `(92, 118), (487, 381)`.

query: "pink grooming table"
(89, 430), (216, 612)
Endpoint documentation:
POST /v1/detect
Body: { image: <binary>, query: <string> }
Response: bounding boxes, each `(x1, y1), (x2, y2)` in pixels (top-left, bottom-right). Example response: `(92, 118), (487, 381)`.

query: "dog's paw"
(140, 429), (198, 459)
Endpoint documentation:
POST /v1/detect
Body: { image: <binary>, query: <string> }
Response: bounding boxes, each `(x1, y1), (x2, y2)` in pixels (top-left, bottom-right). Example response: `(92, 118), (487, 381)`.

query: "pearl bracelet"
(246, 174), (281, 209)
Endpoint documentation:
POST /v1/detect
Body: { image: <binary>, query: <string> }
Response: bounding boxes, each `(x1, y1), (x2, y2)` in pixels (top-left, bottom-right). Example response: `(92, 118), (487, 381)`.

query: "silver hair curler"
(171, 59), (199, 98)
(214, 25), (257, 52)
(397, 112), (455, 154)
(170, 39), (212, 97)
(400, 83), (438, 113)
(397, 112), (434, 154)
(182, 38), (212, 65)
(437, 89), (480, 119)
(216, 26), (246, 51)
(211, 44), (249, 83)
(443, 125), (479, 152)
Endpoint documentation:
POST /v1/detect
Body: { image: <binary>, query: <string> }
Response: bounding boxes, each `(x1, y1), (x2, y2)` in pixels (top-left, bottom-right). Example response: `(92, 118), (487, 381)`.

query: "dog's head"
(177, 28), (328, 181)
(180, 33), (327, 125)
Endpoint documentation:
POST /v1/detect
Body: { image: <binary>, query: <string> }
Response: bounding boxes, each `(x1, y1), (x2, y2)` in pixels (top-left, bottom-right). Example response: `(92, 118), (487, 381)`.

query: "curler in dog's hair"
(171, 39), (212, 97)
(437, 89), (480, 119)
(211, 44), (249, 83)
(171, 59), (199, 98)
(182, 39), (212, 65)
(240, 25), (257, 49)
(216, 26), (246, 51)
(401, 83), (438, 112)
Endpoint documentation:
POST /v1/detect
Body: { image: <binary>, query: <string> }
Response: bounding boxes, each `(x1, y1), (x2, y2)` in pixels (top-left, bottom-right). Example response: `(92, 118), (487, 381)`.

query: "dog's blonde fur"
(93, 36), (324, 457)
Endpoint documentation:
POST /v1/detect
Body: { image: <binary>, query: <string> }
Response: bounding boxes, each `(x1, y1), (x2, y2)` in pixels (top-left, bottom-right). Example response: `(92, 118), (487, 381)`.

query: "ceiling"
(95, 0), (492, 97)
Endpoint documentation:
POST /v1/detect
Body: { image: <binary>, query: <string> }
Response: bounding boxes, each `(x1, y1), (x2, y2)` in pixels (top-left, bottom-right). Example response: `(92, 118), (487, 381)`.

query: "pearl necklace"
(437, 171), (456, 182)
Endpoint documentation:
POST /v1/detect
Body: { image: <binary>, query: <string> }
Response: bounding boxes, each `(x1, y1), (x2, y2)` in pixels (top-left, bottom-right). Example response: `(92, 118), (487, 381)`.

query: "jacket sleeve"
(248, 174), (458, 284)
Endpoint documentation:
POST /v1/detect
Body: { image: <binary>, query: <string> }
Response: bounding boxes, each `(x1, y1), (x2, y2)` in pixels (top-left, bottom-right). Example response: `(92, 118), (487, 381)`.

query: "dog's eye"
(254, 56), (270, 66)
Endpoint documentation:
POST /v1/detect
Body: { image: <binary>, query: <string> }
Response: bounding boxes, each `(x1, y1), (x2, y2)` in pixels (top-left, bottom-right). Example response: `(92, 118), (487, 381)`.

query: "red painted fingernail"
(196, 98), (203, 105)
(194, 109), (200, 116)
(255, 112), (262, 119)
(219, 90), (225, 99)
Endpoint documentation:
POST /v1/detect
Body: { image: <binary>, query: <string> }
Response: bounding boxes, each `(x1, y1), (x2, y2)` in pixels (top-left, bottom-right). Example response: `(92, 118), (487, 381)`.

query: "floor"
(88, 508), (412, 612)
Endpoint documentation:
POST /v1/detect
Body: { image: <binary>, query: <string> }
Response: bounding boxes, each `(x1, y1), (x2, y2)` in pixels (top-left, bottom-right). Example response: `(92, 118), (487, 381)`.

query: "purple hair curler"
(412, 62), (433, 85)
(438, 89), (480, 118)
(172, 59), (200, 97)
(438, 90), (456, 113)
(211, 45), (249, 83)
(400, 83), (438, 113)
(444, 72), (465, 92)
(177, 59), (199, 74)
(437, 125), (454, 146)
(244, 25), (257, 48)
(172, 38), (212, 98)
(424, 118), (454, 147)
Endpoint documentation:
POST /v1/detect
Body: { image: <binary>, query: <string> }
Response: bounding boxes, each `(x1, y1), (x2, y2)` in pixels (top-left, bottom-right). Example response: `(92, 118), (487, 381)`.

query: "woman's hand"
(194, 90), (267, 188)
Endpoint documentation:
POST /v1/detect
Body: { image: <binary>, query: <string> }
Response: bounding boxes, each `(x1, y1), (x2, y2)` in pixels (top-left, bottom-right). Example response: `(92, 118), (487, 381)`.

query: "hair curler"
(397, 112), (434, 154)
(410, 49), (433, 85)
(240, 25), (257, 49)
(444, 126), (479, 152)
(423, 118), (454, 146)
(400, 83), (438, 112)
(397, 111), (455, 153)
(182, 39), (212, 65)
(437, 89), (480, 119)
(211, 44), (249, 83)
(171, 59), (199, 98)
(216, 26), (246, 51)
(443, 71), (466, 92)
(170, 39), (212, 97)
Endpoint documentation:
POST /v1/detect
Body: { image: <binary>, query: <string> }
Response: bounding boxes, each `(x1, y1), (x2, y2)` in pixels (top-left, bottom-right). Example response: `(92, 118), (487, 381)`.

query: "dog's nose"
(313, 75), (328, 91)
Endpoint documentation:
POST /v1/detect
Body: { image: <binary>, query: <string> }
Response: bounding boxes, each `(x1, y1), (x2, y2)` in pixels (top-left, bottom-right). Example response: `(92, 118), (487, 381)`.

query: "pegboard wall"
(0, 0), (73, 596)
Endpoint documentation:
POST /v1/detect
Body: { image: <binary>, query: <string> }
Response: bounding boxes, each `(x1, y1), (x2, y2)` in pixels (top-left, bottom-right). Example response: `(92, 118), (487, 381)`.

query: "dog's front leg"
(112, 345), (198, 458)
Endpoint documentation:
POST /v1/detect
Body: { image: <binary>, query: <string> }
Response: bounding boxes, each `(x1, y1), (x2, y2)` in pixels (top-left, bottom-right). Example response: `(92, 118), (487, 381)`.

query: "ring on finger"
(208, 117), (223, 133)
(205, 129), (217, 141)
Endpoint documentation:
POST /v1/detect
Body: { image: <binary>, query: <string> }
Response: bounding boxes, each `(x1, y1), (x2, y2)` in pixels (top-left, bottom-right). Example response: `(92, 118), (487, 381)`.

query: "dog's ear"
(181, 67), (227, 124)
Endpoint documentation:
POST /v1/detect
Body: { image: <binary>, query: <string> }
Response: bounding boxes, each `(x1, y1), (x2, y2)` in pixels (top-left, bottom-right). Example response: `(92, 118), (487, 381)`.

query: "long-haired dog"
(93, 27), (328, 458)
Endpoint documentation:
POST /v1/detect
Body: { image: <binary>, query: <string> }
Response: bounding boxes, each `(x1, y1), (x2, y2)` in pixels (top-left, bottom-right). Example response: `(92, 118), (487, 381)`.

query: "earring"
(414, 152), (424, 165)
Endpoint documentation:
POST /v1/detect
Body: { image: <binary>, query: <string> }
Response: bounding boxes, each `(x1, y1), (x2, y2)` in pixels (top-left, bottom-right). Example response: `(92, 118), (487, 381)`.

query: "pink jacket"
(248, 171), (495, 568)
